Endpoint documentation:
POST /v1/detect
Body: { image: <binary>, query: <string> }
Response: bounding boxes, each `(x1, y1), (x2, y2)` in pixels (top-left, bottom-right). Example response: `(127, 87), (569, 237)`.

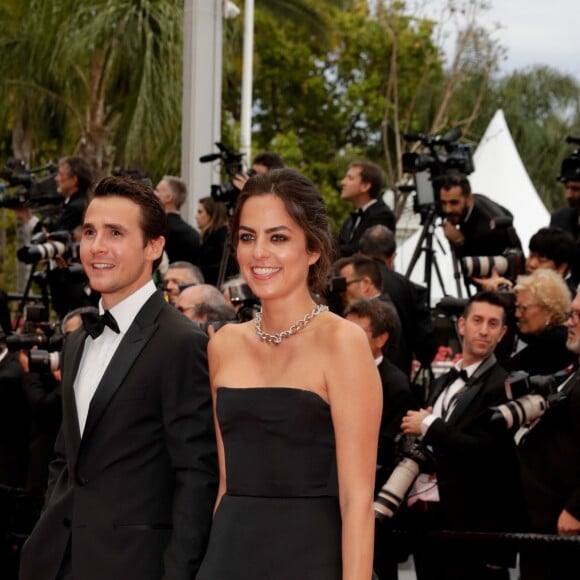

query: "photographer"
(437, 170), (522, 262)
(154, 175), (200, 265)
(399, 291), (523, 580)
(0, 329), (29, 489)
(231, 150), (284, 191)
(516, 289), (580, 579)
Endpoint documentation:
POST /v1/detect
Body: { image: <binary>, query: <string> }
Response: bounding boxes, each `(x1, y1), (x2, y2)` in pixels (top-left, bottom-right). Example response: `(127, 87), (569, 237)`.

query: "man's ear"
(147, 236), (166, 263)
(374, 331), (389, 350)
(458, 316), (466, 338)
(557, 262), (569, 276)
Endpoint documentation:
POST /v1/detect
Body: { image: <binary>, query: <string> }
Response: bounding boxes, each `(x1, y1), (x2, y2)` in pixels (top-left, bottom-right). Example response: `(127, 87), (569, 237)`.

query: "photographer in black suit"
(517, 288), (580, 580)
(437, 170), (522, 261)
(337, 161), (396, 257)
(400, 291), (523, 580)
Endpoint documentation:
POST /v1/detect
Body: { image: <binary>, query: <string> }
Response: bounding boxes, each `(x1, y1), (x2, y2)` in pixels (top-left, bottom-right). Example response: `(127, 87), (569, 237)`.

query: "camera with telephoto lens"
(5, 306), (64, 373)
(0, 159), (59, 211)
(461, 247), (524, 284)
(199, 142), (253, 207)
(401, 128), (475, 212)
(489, 369), (570, 429)
(374, 434), (435, 521)
(16, 230), (74, 264)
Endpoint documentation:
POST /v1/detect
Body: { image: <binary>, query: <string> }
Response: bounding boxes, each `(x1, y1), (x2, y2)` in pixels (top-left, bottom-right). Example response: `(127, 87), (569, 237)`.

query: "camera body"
(200, 142), (248, 206)
(6, 305), (64, 373)
(374, 434), (435, 520)
(0, 159), (59, 211)
(490, 369), (569, 429)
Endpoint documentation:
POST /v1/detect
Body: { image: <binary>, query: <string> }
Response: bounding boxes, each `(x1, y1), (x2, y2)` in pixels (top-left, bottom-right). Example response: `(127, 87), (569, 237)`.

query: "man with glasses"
(517, 290), (580, 579)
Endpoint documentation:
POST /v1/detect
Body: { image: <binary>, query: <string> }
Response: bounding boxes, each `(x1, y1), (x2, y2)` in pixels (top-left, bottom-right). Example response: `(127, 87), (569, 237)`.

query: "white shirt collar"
(100, 279), (157, 333)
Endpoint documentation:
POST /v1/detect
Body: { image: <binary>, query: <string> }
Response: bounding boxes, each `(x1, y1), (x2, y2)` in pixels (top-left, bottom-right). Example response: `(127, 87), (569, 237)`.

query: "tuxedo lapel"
(446, 355), (497, 425)
(80, 292), (164, 443)
(62, 328), (88, 458)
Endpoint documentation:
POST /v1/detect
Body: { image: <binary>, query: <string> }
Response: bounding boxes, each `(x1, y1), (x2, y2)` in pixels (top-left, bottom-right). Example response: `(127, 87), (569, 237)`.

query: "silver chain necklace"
(254, 303), (329, 345)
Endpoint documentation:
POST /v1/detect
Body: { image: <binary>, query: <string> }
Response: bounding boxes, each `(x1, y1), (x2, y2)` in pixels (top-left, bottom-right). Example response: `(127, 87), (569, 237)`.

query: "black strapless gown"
(197, 387), (341, 579)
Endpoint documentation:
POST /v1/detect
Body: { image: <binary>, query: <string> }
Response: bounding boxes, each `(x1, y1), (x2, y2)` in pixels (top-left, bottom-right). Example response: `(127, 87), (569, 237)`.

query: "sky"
(423, 0), (579, 81)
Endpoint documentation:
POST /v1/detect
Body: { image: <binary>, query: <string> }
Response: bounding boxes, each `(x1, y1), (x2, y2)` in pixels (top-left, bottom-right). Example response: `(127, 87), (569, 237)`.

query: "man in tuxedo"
(19, 177), (218, 580)
(437, 170), (522, 261)
(400, 291), (523, 580)
(517, 289), (580, 580)
(337, 161), (396, 257)
(344, 299), (416, 580)
(154, 175), (201, 265)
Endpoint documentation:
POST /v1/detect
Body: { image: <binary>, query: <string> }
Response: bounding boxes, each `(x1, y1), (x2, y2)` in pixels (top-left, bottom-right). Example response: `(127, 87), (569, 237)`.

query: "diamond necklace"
(254, 303), (329, 344)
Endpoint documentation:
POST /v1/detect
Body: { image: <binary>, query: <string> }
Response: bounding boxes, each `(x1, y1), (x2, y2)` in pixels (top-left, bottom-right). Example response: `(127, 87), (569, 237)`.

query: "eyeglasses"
(514, 303), (541, 314)
(566, 310), (580, 324)
(176, 305), (195, 313)
(345, 278), (362, 287)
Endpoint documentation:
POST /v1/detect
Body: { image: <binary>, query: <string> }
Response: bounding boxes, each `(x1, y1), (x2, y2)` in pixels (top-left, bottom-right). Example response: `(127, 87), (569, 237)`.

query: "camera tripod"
(404, 204), (464, 307)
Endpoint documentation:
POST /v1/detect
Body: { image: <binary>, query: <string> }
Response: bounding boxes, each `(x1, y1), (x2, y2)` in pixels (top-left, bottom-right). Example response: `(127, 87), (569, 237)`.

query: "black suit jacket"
(517, 371), (580, 532)
(20, 291), (218, 580)
(0, 351), (29, 487)
(455, 194), (522, 260)
(165, 212), (201, 265)
(338, 199), (396, 257)
(376, 357), (416, 488)
(421, 357), (524, 562)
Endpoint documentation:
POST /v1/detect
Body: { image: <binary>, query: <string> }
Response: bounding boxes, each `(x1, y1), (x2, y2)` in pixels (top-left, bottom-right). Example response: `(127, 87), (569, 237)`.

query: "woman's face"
(515, 288), (551, 335)
(196, 203), (210, 230)
(235, 193), (319, 301)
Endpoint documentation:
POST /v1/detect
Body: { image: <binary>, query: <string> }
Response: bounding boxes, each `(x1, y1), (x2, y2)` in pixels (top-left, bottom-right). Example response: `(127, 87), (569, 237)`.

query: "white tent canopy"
(395, 109), (551, 305)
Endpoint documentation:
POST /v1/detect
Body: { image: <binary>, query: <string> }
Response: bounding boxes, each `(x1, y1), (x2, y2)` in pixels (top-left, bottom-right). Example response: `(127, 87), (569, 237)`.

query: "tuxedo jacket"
(422, 357), (524, 542)
(517, 371), (580, 533)
(19, 291), (218, 580)
(338, 199), (396, 257)
(455, 193), (522, 260)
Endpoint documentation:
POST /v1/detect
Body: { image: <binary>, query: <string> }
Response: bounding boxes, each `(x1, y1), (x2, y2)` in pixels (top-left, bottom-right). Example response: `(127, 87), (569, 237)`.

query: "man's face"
(439, 186), (472, 225)
(339, 264), (365, 305)
(525, 251), (565, 275)
(164, 268), (196, 301)
(565, 293), (580, 355)
(340, 166), (369, 204)
(458, 301), (506, 365)
(345, 313), (386, 358)
(80, 197), (164, 310)
(55, 163), (78, 198)
(564, 180), (580, 209)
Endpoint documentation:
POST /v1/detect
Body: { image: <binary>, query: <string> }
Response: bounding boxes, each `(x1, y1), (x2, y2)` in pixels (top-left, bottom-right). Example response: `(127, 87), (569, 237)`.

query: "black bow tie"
(82, 310), (120, 339)
(446, 367), (468, 384)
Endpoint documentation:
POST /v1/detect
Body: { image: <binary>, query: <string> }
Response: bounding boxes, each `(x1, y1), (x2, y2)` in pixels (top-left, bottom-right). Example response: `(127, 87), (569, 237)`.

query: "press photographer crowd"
(0, 133), (579, 580)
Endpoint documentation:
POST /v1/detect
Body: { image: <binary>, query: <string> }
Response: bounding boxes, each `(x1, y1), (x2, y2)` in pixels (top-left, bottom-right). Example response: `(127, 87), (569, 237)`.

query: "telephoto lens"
(374, 457), (420, 520)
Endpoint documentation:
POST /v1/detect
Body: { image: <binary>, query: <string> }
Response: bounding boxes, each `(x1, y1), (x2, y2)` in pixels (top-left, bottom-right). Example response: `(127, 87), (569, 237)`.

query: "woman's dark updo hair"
(231, 168), (335, 294)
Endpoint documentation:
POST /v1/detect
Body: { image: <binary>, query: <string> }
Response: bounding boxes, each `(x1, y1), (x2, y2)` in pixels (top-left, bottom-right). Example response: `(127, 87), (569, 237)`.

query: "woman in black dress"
(197, 169), (381, 580)
(196, 196), (236, 286)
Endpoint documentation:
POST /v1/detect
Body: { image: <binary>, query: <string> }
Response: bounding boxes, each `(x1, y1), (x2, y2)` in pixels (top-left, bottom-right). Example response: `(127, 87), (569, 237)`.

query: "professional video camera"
(199, 142), (250, 206)
(402, 127), (475, 211)
(461, 246), (524, 283)
(5, 305), (64, 373)
(489, 369), (571, 430)
(16, 230), (74, 264)
(0, 158), (59, 211)
(557, 136), (580, 183)
(374, 434), (435, 521)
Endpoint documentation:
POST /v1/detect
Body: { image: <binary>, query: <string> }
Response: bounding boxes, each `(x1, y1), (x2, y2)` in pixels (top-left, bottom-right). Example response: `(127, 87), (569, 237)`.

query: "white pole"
(240, 0), (255, 168)
(181, 0), (223, 225)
